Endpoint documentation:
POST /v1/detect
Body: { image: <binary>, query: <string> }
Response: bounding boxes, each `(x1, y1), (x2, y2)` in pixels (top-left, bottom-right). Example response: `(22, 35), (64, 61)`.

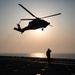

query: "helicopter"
(14, 4), (61, 33)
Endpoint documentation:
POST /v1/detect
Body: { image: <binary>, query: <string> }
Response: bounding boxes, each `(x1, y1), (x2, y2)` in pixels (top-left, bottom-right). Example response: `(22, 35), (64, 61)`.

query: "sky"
(0, 0), (75, 54)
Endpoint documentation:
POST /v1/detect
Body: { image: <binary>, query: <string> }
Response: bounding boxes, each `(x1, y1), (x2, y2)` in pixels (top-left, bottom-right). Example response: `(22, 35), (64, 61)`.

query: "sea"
(0, 53), (75, 59)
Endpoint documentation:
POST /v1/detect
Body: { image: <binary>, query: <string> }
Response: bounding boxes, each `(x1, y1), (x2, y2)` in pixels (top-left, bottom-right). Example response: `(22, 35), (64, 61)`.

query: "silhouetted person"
(46, 48), (52, 65)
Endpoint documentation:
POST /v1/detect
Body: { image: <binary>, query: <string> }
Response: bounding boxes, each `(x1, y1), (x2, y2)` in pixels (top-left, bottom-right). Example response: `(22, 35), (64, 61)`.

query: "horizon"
(0, 52), (75, 59)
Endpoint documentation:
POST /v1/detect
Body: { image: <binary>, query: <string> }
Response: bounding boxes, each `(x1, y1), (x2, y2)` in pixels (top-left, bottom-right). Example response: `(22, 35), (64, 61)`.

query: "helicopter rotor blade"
(19, 4), (37, 18)
(21, 19), (35, 20)
(41, 13), (61, 18)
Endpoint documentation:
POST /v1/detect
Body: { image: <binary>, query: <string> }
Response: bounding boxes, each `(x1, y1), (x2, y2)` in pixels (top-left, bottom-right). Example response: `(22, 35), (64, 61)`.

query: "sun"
(30, 27), (51, 40)
(32, 28), (44, 37)
(35, 28), (43, 33)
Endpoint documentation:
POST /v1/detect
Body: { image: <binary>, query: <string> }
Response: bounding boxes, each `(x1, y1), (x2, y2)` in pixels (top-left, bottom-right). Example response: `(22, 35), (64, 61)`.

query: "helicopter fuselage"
(14, 19), (50, 33)
(21, 19), (50, 32)
(26, 19), (50, 29)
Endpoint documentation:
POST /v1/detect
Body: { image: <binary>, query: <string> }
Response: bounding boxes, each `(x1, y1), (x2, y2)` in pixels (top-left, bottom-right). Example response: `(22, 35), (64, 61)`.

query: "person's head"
(48, 48), (51, 52)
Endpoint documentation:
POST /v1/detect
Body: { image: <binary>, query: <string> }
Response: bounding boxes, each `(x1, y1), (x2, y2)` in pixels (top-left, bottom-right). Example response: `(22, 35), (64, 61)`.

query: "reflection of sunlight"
(31, 53), (45, 58)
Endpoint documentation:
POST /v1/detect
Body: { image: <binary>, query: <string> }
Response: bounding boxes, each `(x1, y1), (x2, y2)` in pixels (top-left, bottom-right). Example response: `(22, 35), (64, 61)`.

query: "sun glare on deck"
(31, 53), (45, 58)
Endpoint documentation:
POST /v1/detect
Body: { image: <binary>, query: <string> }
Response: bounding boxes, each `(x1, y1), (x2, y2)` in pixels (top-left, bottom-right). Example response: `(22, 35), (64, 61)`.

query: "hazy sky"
(0, 0), (75, 54)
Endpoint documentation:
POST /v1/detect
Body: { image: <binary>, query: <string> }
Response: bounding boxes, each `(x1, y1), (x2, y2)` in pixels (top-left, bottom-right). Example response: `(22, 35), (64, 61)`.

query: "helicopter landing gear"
(42, 27), (44, 31)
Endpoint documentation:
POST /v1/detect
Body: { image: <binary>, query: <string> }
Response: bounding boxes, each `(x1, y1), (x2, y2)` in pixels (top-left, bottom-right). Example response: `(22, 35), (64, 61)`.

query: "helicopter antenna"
(18, 20), (21, 24)
(16, 20), (21, 25)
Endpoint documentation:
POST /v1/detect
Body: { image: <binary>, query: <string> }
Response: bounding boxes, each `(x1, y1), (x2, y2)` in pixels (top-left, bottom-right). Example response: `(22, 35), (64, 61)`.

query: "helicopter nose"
(47, 22), (50, 25)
